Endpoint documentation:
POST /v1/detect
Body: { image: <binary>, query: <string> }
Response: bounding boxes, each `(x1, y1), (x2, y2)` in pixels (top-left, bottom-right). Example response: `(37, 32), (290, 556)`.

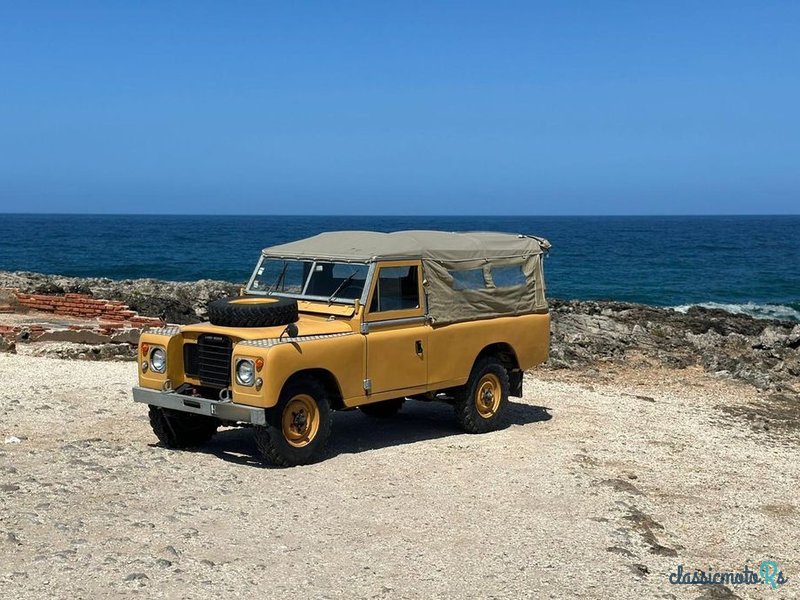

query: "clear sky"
(1, 1), (798, 215)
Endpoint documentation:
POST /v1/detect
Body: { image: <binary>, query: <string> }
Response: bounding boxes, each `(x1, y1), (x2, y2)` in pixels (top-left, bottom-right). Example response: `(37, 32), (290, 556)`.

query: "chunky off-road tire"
(254, 377), (332, 467)
(454, 356), (510, 434)
(148, 406), (218, 449)
(207, 295), (298, 328)
(359, 398), (405, 418)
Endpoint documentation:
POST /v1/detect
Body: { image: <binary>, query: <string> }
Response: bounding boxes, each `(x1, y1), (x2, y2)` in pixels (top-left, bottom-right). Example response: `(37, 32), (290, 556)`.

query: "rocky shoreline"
(1, 270), (798, 393)
(548, 299), (799, 393)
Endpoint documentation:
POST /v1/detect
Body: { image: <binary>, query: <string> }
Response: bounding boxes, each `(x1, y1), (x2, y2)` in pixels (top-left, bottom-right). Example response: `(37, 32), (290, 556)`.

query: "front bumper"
(132, 386), (266, 425)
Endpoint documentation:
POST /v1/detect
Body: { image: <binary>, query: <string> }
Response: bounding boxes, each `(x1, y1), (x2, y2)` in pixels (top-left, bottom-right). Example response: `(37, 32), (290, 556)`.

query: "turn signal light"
(141, 343), (150, 355)
(255, 358), (264, 371)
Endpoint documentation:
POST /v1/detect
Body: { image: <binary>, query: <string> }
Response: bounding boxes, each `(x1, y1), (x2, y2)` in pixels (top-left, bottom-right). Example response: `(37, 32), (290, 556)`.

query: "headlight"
(236, 359), (255, 386)
(150, 348), (167, 373)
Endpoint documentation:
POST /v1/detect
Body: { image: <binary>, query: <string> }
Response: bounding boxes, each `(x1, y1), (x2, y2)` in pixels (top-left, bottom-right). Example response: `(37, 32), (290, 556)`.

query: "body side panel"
(427, 312), (550, 388)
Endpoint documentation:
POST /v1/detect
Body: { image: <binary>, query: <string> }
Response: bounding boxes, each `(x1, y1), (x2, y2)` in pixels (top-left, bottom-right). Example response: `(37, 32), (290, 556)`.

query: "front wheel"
(453, 357), (510, 433)
(254, 377), (332, 467)
(148, 406), (218, 449)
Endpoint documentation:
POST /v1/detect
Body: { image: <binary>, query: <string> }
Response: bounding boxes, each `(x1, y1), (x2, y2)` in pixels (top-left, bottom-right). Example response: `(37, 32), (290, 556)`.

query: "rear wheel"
(254, 377), (332, 467)
(454, 357), (510, 433)
(148, 406), (218, 449)
(359, 398), (405, 418)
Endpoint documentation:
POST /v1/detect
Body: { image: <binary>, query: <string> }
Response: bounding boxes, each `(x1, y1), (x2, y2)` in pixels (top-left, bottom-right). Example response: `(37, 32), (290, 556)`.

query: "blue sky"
(0, 1), (798, 215)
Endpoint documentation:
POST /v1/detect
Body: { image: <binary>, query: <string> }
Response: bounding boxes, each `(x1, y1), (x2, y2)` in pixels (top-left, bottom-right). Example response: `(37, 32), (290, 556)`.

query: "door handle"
(415, 340), (424, 356)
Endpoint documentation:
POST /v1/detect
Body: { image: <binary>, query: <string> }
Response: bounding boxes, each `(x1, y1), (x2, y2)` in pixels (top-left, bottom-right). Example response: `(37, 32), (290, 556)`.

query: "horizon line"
(1, 212), (799, 218)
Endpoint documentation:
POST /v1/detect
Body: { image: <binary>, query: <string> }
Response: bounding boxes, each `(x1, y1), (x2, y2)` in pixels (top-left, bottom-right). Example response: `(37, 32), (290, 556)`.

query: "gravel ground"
(1, 354), (797, 599)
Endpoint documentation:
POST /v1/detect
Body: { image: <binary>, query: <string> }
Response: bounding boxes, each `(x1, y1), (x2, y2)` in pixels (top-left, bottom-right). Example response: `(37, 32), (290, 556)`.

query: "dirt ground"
(1, 353), (797, 599)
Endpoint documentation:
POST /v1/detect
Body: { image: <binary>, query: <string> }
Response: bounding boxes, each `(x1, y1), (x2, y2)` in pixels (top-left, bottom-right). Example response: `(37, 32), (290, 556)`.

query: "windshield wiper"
(328, 271), (358, 304)
(267, 263), (289, 293)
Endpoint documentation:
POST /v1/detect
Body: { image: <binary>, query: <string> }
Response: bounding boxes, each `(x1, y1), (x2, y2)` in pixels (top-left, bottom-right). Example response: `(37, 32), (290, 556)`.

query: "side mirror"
(284, 322), (299, 338)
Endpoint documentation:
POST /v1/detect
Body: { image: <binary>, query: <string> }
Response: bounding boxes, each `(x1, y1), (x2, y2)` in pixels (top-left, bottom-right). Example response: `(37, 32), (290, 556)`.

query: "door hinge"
(363, 378), (372, 393)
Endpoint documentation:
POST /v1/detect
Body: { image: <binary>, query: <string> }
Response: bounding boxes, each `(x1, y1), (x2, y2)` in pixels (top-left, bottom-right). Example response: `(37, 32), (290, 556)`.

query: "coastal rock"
(37, 329), (112, 345)
(109, 330), (141, 345)
(549, 299), (799, 391)
(754, 326), (787, 350)
(0, 335), (16, 354)
(0, 288), (20, 311)
(24, 342), (137, 361)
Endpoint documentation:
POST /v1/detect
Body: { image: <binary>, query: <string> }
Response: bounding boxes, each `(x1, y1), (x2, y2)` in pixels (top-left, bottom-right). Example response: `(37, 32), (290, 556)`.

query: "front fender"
(232, 333), (365, 408)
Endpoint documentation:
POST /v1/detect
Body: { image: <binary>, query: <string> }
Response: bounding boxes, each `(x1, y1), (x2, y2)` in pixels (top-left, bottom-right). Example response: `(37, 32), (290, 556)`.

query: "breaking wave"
(671, 302), (800, 322)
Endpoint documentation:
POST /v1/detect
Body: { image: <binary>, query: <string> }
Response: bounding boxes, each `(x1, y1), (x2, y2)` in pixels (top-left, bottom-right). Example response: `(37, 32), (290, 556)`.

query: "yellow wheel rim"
(230, 297), (279, 305)
(475, 373), (502, 419)
(281, 394), (320, 448)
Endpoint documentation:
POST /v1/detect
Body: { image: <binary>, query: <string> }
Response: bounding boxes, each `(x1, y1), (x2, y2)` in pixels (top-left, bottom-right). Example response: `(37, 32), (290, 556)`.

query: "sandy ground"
(0, 354), (797, 599)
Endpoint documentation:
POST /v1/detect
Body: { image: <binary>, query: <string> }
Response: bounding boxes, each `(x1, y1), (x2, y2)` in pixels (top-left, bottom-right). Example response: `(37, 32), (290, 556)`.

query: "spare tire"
(207, 296), (298, 328)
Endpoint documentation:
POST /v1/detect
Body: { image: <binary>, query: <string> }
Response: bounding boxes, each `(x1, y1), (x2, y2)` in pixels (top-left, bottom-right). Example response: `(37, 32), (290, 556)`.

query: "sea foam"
(671, 302), (800, 322)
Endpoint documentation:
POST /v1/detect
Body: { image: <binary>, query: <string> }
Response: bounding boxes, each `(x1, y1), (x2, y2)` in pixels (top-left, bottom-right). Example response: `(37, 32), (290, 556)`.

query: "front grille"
(183, 343), (199, 377)
(197, 334), (232, 388)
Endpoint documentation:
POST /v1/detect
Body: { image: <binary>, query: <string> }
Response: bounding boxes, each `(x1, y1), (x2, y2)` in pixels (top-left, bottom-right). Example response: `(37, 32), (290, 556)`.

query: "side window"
(491, 264), (526, 288)
(369, 266), (420, 313)
(450, 268), (487, 290)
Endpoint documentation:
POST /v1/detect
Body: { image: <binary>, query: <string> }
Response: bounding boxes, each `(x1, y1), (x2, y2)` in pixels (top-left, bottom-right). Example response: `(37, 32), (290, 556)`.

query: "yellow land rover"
(132, 230), (550, 466)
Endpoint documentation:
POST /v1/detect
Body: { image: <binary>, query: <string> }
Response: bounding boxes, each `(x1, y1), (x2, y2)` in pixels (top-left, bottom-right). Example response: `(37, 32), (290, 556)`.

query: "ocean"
(1, 214), (798, 320)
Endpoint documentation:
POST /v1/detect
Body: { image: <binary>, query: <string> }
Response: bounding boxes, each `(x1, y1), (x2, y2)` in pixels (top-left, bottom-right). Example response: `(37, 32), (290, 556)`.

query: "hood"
(180, 313), (355, 341)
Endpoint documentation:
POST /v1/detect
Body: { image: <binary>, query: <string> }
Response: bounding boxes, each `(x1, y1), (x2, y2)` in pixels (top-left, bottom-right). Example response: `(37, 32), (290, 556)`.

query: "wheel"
(254, 377), (332, 467)
(454, 356), (510, 433)
(148, 406), (218, 448)
(207, 295), (298, 328)
(359, 398), (405, 418)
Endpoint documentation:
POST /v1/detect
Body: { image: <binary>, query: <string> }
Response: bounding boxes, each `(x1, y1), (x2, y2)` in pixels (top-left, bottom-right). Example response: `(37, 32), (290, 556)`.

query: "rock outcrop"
(548, 300), (799, 392)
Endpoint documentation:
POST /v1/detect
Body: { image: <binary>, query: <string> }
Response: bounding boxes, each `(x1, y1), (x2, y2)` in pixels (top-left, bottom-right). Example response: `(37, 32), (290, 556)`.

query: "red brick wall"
(12, 292), (166, 327)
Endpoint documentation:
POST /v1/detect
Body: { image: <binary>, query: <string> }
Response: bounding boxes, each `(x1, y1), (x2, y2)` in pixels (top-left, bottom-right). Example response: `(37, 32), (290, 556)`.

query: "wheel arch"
(282, 368), (345, 410)
(473, 342), (523, 397)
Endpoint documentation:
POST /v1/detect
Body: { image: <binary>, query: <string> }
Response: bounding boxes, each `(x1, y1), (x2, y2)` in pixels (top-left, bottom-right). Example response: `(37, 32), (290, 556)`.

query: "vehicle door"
(363, 260), (429, 395)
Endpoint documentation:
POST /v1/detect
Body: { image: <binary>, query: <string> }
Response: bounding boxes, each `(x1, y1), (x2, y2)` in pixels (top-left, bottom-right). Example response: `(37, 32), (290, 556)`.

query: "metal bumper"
(132, 386), (266, 425)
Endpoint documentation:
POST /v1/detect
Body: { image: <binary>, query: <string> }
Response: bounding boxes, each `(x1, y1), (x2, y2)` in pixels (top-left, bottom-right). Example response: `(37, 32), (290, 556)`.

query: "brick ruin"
(13, 292), (166, 329)
(0, 290), (167, 353)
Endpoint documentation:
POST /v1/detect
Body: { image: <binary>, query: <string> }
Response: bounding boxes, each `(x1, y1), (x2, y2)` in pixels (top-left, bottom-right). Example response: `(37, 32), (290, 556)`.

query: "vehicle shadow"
(195, 400), (552, 468)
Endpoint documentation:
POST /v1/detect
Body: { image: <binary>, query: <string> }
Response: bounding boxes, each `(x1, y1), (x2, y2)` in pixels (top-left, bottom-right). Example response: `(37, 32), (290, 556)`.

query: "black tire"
(359, 398), (405, 418)
(148, 406), (218, 449)
(207, 295), (298, 328)
(454, 356), (510, 434)
(254, 377), (332, 467)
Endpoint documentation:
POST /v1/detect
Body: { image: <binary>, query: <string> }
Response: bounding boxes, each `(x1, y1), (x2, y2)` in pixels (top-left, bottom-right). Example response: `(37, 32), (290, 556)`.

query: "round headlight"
(150, 348), (167, 373)
(236, 359), (255, 386)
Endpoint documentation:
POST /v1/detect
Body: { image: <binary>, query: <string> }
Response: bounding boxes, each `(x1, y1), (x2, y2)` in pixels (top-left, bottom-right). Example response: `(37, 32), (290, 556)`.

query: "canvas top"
(262, 230), (551, 263)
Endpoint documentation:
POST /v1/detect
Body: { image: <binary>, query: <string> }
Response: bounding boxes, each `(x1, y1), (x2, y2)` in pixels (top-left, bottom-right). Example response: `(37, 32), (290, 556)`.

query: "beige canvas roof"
(262, 230), (551, 263)
(263, 230), (551, 323)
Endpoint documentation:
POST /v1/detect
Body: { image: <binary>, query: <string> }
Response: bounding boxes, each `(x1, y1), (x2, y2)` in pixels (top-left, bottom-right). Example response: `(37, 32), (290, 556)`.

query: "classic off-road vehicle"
(133, 230), (551, 466)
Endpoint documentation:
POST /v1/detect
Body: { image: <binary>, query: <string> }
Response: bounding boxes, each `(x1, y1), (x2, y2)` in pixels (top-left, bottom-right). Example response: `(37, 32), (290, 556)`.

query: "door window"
(369, 265), (420, 313)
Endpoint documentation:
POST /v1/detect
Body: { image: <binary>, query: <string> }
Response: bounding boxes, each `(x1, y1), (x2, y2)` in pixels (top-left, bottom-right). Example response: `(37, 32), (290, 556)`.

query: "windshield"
(248, 258), (370, 302)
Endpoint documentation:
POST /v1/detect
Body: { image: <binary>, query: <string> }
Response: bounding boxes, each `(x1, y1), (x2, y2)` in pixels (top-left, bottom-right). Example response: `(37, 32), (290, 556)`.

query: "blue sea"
(1, 214), (798, 321)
